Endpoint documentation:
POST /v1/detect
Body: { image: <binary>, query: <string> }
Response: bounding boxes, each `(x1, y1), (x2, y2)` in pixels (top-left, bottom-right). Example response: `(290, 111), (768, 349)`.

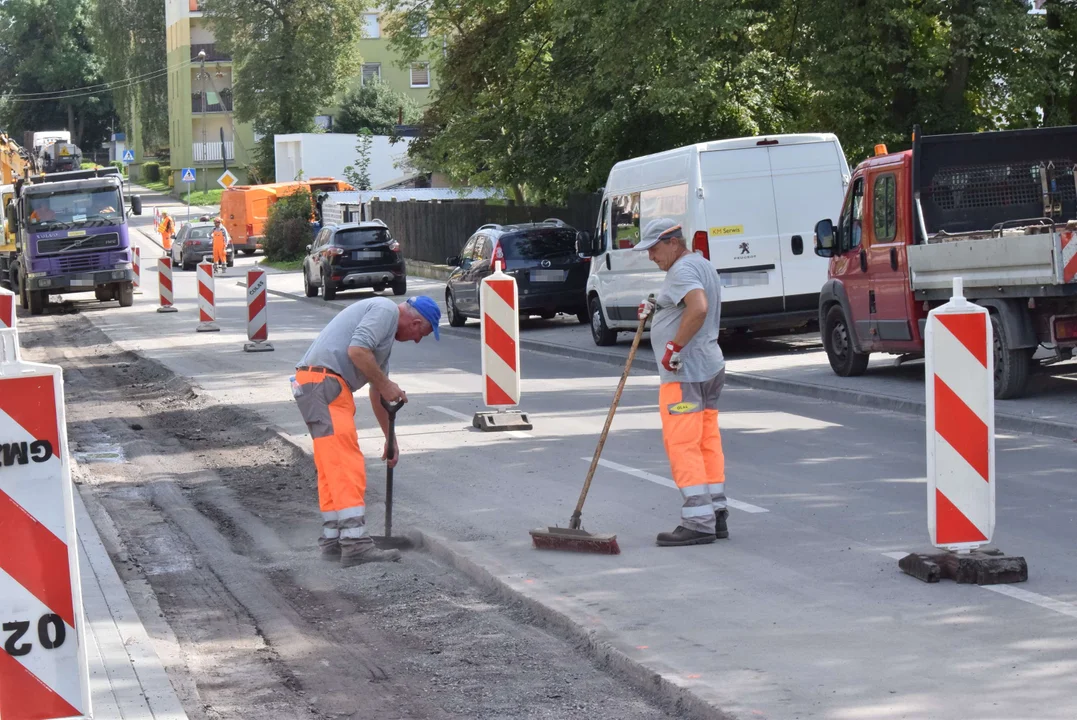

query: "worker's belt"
(296, 365), (339, 376)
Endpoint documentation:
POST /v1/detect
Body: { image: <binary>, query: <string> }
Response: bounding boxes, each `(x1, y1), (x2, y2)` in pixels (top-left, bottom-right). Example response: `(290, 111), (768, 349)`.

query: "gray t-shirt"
(297, 297), (399, 391)
(649, 251), (725, 384)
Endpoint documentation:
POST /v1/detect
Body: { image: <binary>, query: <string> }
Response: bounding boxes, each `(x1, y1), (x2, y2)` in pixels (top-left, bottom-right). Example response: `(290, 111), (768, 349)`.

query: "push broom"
(530, 296), (653, 554)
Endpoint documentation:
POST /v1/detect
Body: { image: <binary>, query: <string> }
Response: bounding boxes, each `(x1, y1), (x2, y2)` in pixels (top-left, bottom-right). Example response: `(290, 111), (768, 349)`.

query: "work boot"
(656, 525), (715, 547)
(714, 509), (729, 540)
(340, 540), (401, 566)
(318, 537), (340, 560)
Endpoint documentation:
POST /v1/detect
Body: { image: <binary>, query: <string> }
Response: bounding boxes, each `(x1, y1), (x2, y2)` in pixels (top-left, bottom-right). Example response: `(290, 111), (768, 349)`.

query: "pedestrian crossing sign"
(122, 149), (135, 163)
(181, 168), (196, 183)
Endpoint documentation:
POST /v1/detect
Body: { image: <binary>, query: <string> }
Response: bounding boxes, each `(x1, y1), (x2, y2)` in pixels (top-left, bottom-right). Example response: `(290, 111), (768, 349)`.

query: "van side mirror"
(814, 219), (836, 258)
(130, 195), (142, 216)
(575, 231), (592, 256)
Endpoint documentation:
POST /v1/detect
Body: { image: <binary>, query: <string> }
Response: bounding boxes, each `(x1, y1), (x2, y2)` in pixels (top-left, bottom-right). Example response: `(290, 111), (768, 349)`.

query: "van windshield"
(502, 229), (578, 260)
(335, 228), (392, 247)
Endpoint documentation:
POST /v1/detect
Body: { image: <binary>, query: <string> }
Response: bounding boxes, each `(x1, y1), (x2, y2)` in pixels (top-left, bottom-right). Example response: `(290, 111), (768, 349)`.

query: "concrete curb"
(404, 259), (453, 281)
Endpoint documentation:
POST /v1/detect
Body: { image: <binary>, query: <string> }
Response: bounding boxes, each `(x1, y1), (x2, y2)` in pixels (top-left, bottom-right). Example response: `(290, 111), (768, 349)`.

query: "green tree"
(91, 0), (168, 154)
(202, 0), (368, 179)
(0, 0), (115, 150)
(342, 129), (373, 190)
(334, 78), (421, 135)
(263, 189), (314, 261)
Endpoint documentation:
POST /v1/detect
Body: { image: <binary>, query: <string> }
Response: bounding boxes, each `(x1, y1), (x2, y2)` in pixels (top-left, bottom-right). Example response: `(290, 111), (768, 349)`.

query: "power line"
(1, 59), (194, 103)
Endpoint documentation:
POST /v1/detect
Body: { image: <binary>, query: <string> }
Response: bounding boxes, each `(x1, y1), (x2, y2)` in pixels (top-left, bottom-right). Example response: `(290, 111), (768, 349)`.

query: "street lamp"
(198, 49), (207, 194)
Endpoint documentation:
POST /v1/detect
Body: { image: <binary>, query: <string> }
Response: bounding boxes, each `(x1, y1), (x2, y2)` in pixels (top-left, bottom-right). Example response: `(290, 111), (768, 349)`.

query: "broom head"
(530, 526), (620, 555)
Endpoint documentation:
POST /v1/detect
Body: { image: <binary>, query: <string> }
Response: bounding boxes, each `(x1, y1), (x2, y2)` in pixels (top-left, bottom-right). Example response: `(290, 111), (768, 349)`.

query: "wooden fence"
(370, 194), (601, 264)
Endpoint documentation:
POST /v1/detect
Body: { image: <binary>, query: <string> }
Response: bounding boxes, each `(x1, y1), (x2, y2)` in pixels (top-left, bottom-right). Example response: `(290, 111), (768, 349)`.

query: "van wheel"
(118, 283), (134, 307)
(28, 289), (46, 316)
(992, 313), (1032, 399)
(303, 268), (318, 297)
(589, 297), (617, 346)
(241, 249), (256, 256)
(823, 305), (869, 376)
(446, 291), (466, 327)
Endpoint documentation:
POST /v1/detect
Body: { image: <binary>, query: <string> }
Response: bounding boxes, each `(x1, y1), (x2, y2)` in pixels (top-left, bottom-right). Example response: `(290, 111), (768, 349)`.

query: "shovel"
(370, 396), (414, 551)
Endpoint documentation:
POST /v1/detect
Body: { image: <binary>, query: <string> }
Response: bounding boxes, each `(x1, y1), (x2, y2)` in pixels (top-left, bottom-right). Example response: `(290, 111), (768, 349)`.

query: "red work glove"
(638, 294), (656, 321)
(662, 341), (683, 372)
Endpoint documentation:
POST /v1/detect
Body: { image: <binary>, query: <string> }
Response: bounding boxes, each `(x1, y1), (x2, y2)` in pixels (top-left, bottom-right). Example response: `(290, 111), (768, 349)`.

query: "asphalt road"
(28, 206), (1066, 719)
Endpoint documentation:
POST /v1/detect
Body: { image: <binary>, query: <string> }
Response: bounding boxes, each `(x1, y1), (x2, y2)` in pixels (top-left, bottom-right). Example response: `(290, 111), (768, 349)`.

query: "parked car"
(575, 133), (850, 345)
(171, 221), (235, 271)
(302, 220), (406, 300)
(445, 220), (589, 327)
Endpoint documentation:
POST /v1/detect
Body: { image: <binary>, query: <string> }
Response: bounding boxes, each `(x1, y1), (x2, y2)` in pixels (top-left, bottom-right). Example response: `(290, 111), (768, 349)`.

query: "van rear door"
(768, 141), (846, 315)
(699, 147), (785, 318)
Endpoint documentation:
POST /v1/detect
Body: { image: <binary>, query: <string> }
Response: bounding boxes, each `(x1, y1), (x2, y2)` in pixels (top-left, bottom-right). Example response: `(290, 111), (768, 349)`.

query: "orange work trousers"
(213, 238), (227, 265)
(161, 231), (173, 251)
(659, 371), (726, 533)
(294, 367), (367, 544)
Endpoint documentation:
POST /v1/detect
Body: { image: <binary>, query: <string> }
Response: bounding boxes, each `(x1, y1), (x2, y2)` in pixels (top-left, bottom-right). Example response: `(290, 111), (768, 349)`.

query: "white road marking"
(880, 551), (1077, 621)
(581, 457), (769, 514)
(429, 405), (532, 439)
(430, 405), (470, 421)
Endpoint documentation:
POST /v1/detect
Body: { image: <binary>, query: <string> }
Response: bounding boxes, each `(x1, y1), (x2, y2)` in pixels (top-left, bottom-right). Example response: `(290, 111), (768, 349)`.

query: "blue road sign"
(181, 168), (196, 184)
(121, 149), (135, 163)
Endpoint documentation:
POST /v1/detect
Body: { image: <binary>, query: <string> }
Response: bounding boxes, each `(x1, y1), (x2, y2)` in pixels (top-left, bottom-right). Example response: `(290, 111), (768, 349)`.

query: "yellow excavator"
(0, 133), (36, 290)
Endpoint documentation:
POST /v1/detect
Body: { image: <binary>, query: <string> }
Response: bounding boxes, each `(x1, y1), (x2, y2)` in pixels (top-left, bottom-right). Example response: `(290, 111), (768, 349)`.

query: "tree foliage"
(0, 0), (114, 150)
(335, 78), (422, 135)
(342, 129), (374, 190)
(385, 0), (1073, 202)
(203, 0), (368, 179)
(263, 189), (314, 261)
(92, 0), (168, 154)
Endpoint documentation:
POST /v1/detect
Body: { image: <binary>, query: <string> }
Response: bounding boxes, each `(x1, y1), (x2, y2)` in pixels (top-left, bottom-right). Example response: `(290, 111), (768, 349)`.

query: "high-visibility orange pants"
(161, 231), (172, 251)
(213, 238), (227, 265)
(294, 368), (367, 545)
(659, 371), (726, 533)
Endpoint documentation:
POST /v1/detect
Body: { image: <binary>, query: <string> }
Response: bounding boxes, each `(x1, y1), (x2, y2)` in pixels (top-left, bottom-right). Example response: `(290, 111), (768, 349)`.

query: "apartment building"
(163, 0), (256, 188)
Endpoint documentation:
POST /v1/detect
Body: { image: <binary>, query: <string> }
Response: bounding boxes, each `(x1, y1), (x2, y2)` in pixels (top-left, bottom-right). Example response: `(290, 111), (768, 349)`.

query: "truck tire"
(589, 296), (618, 347)
(118, 282), (134, 308)
(95, 286), (112, 302)
(241, 249), (256, 256)
(823, 305), (870, 377)
(992, 313), (1032, 399)
(28, 290), (45, 316)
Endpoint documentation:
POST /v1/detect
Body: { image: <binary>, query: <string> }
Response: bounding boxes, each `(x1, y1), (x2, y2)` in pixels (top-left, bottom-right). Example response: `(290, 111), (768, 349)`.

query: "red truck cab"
(813, 126), (1077, 398)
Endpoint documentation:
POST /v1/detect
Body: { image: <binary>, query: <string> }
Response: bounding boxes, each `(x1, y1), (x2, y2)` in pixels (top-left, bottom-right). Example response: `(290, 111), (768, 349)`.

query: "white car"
(577, 133), (851, 345)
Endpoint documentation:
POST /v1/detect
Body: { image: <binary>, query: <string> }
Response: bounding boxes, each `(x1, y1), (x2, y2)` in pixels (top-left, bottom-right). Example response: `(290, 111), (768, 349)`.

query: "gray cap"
(635, 218), (684, 251)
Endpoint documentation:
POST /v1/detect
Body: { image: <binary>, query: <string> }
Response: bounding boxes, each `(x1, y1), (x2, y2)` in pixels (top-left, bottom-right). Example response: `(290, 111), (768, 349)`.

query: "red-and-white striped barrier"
(243, 269), (273, 352)
(133, 246), (142, 294)
(1061, 230), (1077, 284)
(157, 257), (178, 313)
(0, 287), (18, 365)
(0, 338), (91, 718)
(196, 262), (220, 332)
(925, 277), (994, 550)
(479, 264), (521, 406)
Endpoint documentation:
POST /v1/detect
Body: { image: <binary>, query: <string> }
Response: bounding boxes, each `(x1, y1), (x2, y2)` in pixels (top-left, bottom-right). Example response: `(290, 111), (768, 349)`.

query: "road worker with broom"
(292, 295), (440, 566)
(636, 218), (729, 547)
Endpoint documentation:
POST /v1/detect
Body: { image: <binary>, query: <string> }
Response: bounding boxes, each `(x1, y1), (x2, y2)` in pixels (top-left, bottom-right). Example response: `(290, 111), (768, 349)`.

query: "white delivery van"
(578, 133), (850, 345)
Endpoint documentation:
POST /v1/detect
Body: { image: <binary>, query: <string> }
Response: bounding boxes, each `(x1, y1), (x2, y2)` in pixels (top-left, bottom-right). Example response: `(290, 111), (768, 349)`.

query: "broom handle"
(570, 302), (650, 529)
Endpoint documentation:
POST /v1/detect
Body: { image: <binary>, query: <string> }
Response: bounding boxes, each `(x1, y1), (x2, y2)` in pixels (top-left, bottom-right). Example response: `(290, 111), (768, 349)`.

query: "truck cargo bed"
(908, 230), (1071, 292)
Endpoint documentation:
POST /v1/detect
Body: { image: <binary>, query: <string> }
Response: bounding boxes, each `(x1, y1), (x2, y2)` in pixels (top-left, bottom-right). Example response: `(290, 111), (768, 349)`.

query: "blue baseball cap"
(407, 295), (441, 340)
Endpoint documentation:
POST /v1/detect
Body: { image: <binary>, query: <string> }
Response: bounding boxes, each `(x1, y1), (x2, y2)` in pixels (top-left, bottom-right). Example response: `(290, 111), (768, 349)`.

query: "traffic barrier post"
(473, 262), (531, 431)
(196, 262), (220, 332)
(157, 257), (178, 314)
(132, 246), (142, 294)
(898, 277), (1027, 585)
(0, 296), (92, 718)
(243, 269), (274, 352)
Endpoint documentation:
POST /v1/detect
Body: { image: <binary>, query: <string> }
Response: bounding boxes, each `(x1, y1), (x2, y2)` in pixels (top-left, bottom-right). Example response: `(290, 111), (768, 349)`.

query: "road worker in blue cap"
(293, 295), (440, 566)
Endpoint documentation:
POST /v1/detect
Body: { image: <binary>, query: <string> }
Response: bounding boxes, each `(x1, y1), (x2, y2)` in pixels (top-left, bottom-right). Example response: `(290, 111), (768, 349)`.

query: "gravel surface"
(18, 308), (677, 720)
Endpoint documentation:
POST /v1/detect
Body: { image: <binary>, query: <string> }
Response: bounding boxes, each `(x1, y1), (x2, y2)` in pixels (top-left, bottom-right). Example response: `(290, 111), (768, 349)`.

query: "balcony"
(191, 91), (233, 113)
(191, 43), (231, 62)
(192, 141), (235, 163)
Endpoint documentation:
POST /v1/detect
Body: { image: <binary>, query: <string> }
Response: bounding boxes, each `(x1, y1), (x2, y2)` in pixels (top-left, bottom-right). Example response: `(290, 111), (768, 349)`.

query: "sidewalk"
(75, 480), (188, 719)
